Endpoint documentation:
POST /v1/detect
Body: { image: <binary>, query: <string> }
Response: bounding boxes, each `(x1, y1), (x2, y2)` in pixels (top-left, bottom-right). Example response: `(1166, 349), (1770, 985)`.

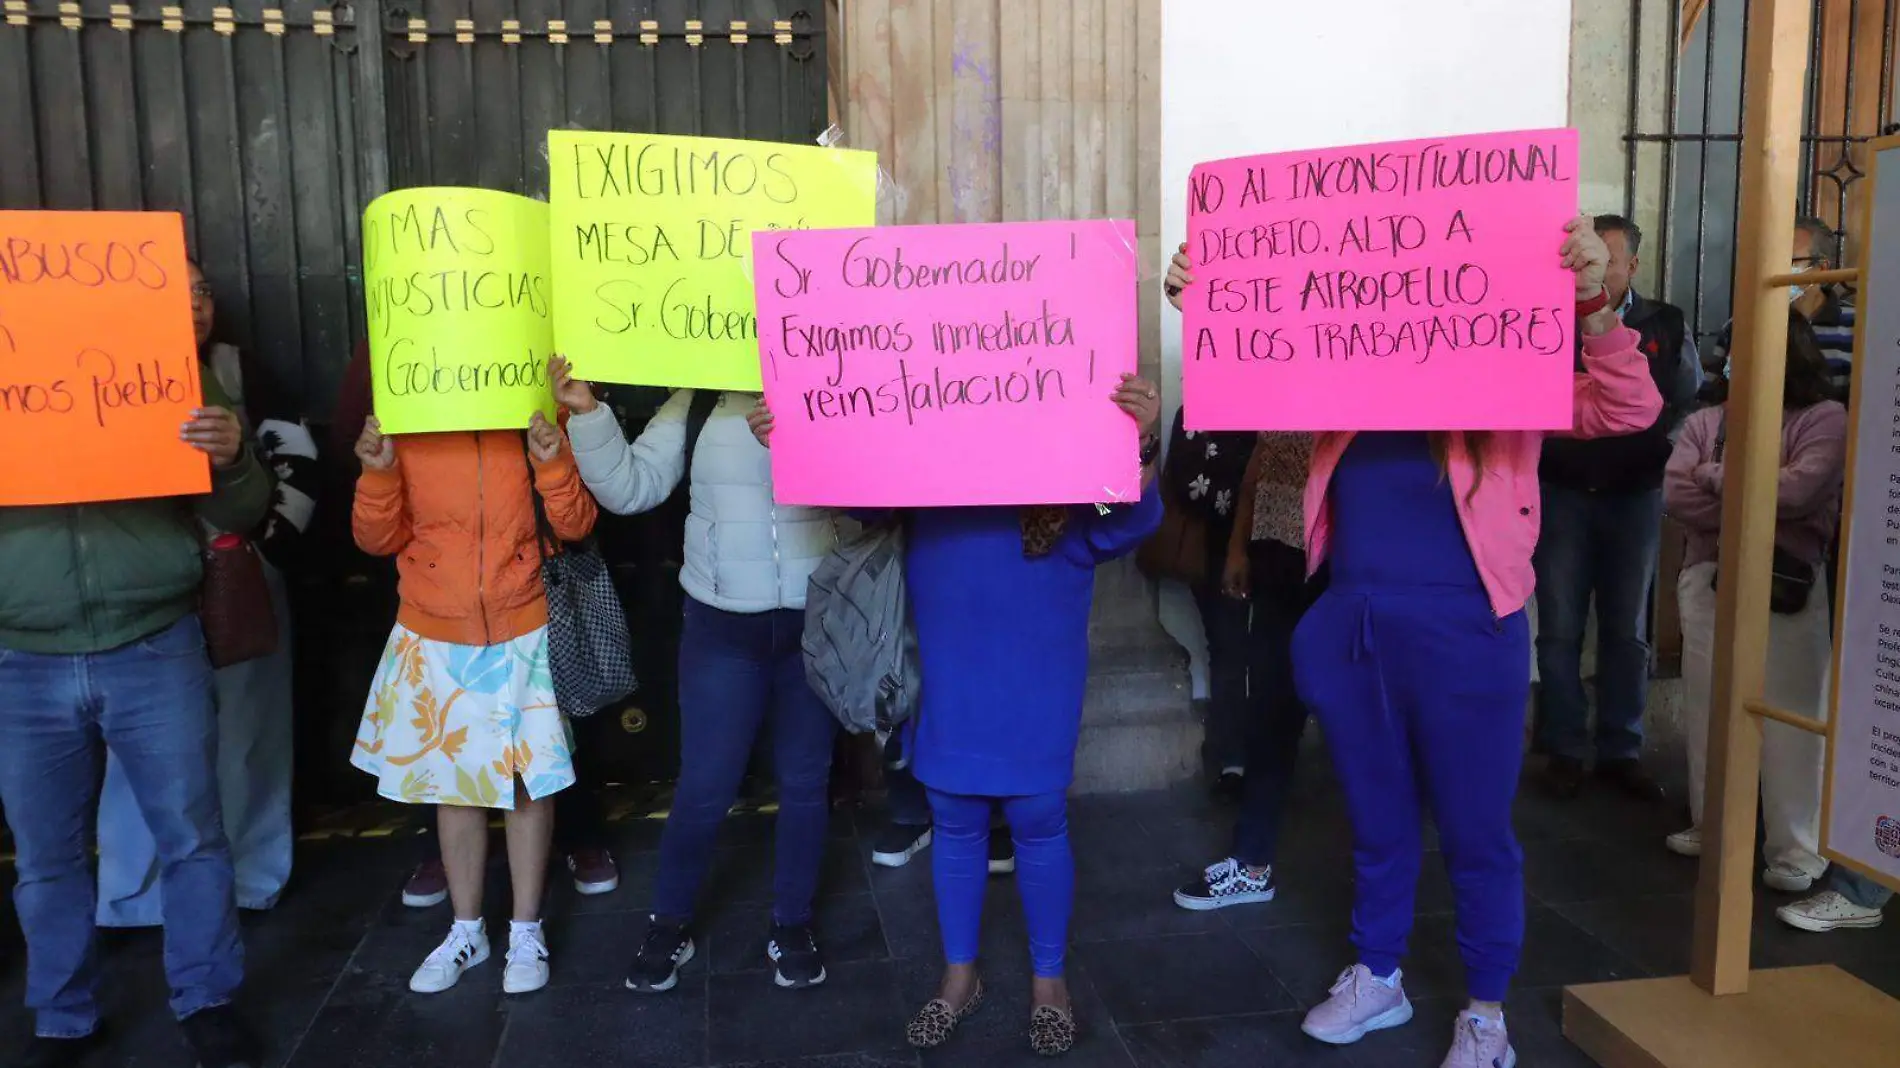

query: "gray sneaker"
(1441, 1011), (1515, 1068)
(1300, 964), (1412, 1045)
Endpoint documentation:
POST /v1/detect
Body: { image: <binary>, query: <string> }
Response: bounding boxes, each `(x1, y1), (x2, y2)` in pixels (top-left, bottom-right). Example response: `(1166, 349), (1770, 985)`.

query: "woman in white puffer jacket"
(554, 361), (842, 995)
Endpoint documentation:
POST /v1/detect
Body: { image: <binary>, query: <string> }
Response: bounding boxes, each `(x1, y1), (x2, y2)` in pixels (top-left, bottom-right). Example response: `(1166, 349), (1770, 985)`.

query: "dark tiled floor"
(4, 739), (1900, 1068)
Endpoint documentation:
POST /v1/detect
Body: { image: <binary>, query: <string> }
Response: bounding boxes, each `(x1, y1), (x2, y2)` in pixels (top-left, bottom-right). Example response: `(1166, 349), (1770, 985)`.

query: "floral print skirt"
(351, 624), (576, 810)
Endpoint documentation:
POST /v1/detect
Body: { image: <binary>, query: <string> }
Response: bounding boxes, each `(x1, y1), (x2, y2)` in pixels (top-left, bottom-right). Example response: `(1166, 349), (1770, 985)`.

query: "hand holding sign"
(1165, 243), (1191, 311)
(355, 417), (396, 472)
(1112, 373), (1163, 438)
(181, 406), (243, 468)
(1560, 215), (1610, 296)
(526, 411), (565, 463)
(548, 355), (598, 415)
(746, 398), (775, 448)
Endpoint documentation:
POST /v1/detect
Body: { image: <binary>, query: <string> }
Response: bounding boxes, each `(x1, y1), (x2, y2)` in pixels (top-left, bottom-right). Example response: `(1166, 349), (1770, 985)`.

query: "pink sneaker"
(1441, 1011), (1515, 1068)
(1300, 964), (1413, 1045)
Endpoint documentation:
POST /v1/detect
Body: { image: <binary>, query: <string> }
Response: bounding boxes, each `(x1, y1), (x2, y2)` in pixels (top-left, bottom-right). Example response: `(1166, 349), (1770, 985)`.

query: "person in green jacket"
(0, 344), (272, 1068)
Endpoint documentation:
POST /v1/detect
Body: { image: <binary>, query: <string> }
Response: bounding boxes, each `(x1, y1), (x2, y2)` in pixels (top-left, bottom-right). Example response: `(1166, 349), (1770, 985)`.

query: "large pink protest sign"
(1182, 128), (1580, 430)
(754, 220), (1141, 507)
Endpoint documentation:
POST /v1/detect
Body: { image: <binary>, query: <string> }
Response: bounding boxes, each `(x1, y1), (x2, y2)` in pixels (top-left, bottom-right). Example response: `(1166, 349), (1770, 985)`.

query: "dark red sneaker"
(401, 858), (449, 908)
(567, 848), (620, 896)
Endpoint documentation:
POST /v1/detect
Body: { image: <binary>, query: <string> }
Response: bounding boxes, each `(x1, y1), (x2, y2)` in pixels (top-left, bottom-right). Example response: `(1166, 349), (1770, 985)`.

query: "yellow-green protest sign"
(548, 130), (879, 391)
(363, 187), (558, 434)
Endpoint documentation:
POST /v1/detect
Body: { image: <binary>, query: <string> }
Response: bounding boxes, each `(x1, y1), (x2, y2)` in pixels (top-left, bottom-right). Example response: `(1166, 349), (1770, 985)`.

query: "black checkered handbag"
(524, 438), (637, 718)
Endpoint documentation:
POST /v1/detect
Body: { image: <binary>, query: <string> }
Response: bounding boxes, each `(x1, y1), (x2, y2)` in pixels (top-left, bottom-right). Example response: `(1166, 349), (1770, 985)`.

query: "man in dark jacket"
(1534, 215), (1700, 800)
(0, 371), (271, 1068)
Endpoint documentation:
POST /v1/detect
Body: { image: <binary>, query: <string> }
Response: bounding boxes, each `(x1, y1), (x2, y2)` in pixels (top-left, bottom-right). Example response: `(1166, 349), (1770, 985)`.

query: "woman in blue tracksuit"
(751, 374), (1162, 1056)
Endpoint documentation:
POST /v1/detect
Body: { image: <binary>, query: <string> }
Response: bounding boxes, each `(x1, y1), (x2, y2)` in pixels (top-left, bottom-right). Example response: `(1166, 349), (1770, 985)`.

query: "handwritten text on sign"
(755, 220), (1141, 507)
(0, 211), (207, 506)
(363, 187), (557, 434)
(549, 130), (879, 391)
(1182, 128), (1579, 431)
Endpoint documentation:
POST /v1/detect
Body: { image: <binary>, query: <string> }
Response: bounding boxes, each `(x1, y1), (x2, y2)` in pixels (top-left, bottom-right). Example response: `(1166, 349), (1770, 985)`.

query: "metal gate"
(0, 0), (830, 799)
(1623, 0), (1899, 346)
(0, 0), (828, 418)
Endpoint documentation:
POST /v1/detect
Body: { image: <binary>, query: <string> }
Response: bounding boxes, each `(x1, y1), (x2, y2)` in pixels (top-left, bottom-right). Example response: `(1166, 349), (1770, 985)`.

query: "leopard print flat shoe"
(906, 982), (984, 1049)
(1029, 1003), (1076, 1056)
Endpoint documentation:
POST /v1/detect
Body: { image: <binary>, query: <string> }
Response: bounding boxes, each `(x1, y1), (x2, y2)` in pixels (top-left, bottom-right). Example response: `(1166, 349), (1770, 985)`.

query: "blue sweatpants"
(928, 788), (1072, 978)
(1293, 589), (1530, 1003)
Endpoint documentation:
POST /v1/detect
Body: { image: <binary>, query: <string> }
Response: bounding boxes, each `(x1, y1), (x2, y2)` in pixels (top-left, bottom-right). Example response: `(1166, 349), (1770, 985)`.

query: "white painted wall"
(1155, 0), (1575, 693)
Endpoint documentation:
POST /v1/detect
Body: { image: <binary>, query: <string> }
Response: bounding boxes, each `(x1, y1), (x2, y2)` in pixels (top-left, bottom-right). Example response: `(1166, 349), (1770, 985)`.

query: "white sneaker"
(410, 924), (490, 994)
(1665, 827), (1702, 857)
(503, 923), (551, 994)
(1762, 861), (1818, 894)
(1777, 890), (1886, 933)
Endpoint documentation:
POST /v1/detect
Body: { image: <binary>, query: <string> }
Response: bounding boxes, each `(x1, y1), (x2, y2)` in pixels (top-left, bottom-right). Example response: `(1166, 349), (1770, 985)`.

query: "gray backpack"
(802, 522), (920, 734)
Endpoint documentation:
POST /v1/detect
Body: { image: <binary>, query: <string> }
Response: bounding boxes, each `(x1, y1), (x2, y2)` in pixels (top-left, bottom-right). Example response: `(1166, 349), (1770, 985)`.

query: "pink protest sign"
(754, 220), (1141, 507)
(1182, 128), (1580, 431)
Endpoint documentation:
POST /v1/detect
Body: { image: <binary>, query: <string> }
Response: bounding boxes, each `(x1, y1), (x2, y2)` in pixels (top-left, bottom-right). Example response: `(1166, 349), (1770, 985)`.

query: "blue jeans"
(0, 616), (244, 1038)
(1231, 544), (1321, 868)
(1196, 586), (1254, 773)
(1833, 867), (1896, 910)
(98, 566), (296, 922)
(1532, 484), (1664, 762)
(653, 599), (837, 927)
(930, 789), (1072, 977)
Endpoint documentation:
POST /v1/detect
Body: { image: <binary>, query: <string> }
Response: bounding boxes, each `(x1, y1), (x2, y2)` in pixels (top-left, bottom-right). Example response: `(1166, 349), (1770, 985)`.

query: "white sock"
(1465, 1006), (1505, 1025)
(510, 919), (544, 941)
(453, 917), (485, 939)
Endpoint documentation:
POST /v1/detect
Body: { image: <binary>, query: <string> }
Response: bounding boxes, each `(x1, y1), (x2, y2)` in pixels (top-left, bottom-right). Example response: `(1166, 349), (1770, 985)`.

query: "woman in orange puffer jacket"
(348, 410), (597, 997)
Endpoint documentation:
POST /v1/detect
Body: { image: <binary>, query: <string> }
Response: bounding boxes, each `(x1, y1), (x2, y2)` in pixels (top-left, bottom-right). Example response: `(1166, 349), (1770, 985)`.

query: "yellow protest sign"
(363, 187), (558, 434)
(548, 130), (879, 391)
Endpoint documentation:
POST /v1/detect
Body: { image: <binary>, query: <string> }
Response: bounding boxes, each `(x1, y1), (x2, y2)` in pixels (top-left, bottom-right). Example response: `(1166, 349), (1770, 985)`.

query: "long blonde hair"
(1427, 431), (1491, 502)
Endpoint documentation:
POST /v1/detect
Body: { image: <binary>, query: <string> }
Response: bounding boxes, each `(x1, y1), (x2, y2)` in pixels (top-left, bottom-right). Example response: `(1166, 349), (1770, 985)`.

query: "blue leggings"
(928, 789), (1072, 978)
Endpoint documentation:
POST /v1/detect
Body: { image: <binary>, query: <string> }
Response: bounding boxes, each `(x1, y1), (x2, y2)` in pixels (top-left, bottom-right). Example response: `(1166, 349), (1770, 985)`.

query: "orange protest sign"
(0, 211), (208, 506)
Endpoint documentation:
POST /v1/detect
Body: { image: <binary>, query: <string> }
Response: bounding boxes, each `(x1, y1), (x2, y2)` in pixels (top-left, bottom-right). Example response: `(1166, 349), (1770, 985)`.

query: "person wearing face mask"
(1664, 314), (1845, 898)
(1703, 217), (1855, 406)
(1531, 216), (1701, 801)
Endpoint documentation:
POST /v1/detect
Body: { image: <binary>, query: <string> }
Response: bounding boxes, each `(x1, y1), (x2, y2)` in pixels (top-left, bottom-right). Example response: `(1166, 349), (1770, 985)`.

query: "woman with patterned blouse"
(1158, 409), (1256, 788)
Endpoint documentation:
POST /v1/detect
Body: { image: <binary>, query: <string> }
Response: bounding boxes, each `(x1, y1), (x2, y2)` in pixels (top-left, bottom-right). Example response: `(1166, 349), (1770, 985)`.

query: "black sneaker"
(1542, 755), (1587, 800)
(10, 1031), (104, 1068)
(1173, 857), (1276, 911)
(179, 1006), (260, 1068)
(988, 831), (1015, 876)
(625, 916), (696, 993)
(870, 823), (933, 869)
(1595, 758), (1666, 802)
(767, 924), (828, 989)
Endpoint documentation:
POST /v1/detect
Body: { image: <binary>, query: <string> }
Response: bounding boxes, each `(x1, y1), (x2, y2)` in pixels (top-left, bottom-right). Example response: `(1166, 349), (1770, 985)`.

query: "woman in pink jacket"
(1173, 217), (1660, 1067)
(1662, 314), (1845, 895)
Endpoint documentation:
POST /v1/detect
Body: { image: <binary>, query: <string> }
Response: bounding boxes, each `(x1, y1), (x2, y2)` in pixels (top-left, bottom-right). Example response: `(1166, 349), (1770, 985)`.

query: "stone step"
(1073, 717), (1201, 794)
(1075, 625), (1194, 793)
